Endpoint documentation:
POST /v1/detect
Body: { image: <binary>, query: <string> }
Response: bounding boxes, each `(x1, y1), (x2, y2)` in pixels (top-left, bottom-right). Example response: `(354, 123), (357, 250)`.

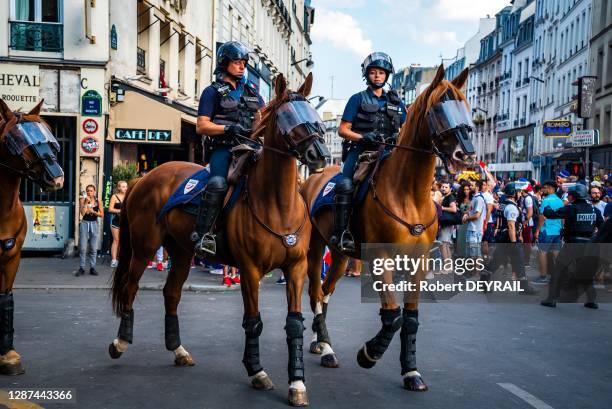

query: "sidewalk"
(13, 256), (241, 292)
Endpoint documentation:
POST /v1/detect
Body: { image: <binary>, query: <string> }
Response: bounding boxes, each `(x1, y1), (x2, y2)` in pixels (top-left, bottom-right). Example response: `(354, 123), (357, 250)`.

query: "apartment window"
(10, 0), (63, 52)
(602, 0), (608, 31)
(596, 48), (604, 91)
(607, 44), (612, 87)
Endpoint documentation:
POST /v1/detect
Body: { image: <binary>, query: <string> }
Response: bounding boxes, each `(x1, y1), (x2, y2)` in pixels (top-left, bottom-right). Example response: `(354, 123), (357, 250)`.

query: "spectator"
(519, 182), (539, 266)
(77, 184), (103, 276)
(438, 181), (457, 273)
(532, 181), (564, 285)
(455, 183), (472, 257)
(223, 265), (240, 286)
(589, 186), (606, 216)
(108, 180), (127, 268)
(480, 168), (498, 261)
(462, 180), (487, 260)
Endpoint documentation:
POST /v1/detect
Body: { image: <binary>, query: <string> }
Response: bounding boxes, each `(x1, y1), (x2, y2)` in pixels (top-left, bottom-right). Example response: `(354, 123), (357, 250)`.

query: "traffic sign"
(82, 118), (98, 134)
(570, 129), (599, 147)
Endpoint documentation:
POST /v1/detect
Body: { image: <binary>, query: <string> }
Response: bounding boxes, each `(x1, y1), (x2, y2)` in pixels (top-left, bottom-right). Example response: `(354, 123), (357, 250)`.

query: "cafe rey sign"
(115, 128), (172, 142)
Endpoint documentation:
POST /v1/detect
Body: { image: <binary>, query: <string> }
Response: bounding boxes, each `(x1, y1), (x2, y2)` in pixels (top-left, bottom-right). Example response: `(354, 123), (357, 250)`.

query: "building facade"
(0, 0), (109, 251)
(391, 65), (438, 106)
(588, 0), (612, 176)
(316, 98), (346, 166)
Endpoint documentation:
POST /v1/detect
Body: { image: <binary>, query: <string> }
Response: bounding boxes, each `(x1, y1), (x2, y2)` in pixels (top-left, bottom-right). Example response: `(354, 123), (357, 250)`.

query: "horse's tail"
(111, 177), (141, 317)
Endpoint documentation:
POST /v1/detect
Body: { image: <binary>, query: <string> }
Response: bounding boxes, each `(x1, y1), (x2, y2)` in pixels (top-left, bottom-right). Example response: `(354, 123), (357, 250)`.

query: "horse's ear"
(0, 98), (14, 121)
(451, 68), (469, 89)
(431, 64), (445, 89)
(297, 72), (313, 98)
(274, 74), (287, 100)
(28, 99), (44, 116)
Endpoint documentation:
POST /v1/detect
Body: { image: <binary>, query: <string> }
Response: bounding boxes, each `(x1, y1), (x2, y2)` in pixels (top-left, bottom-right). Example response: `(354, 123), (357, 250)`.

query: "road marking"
(497, 383), (555, 409)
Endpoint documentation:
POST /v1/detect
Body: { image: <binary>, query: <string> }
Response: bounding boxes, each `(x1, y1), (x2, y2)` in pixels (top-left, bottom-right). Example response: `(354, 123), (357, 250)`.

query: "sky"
(309, 0), (511, 100)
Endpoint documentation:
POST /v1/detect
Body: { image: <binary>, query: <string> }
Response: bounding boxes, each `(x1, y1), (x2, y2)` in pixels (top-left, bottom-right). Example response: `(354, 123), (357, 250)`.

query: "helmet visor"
(363, 52), (394, 75)
(277, 101), (325, 136)
(223, 42), (252, 61)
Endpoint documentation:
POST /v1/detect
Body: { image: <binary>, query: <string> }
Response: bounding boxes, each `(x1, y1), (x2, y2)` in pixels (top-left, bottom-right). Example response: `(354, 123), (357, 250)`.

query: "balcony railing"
(9, 21), (63, 52)
(137, 47), (146, 73)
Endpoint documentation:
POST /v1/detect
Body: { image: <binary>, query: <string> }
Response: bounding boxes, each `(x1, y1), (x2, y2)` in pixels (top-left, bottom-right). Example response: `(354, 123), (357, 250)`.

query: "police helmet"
(361, 52), (394, 85)
(216, 41), (251, 73)
(569, 183), (588, 200)
(503, 182), (517, 196)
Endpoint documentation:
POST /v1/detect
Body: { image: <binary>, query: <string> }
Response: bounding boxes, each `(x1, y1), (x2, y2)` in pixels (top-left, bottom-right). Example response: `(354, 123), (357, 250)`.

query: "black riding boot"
(191, 176), (228, 255)
(330, 178), (355, 252)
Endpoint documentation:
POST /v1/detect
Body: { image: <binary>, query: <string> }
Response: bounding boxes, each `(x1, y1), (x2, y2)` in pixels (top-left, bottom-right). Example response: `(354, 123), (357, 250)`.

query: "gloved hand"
(360, 132), (379, 144)
(224, 124), (247, 138)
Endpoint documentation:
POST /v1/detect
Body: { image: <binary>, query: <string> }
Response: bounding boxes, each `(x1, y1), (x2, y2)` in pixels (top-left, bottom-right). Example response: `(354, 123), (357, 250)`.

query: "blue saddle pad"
(157, 168), (243, 222)
(310, 151), (392, 217)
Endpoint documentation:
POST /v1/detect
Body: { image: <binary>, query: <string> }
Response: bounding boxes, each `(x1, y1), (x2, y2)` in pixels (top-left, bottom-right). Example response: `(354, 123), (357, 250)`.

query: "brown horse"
(0, 99), (64, 375)
(108, 73), (328, 406)
(301, 66), (475, 390)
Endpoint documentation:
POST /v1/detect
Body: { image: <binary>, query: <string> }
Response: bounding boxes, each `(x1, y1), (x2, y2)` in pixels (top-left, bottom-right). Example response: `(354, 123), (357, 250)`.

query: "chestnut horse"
(0, 99), (64, 375)
(301, 66), (475, 390)
(109, 73), (328, 406)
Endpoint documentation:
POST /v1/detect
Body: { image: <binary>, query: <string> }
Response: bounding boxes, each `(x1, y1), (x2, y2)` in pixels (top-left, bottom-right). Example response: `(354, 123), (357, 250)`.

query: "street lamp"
(308, 95), (328, 109)
(472, 107), (488, 126)
(291, 57), (314, 68)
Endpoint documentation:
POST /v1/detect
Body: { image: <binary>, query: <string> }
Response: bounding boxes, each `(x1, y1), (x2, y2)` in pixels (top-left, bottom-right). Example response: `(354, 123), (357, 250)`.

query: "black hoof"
(584, 302), (599, 309)
(540, 301), (556, 308)
(403, 374), (428, 391)
(356, 346), (376, 369)
(309, 341), (322, 355)
(320, 353), (339, 368)
(0, 362), (25, 376)
(108, 342), (123, 359)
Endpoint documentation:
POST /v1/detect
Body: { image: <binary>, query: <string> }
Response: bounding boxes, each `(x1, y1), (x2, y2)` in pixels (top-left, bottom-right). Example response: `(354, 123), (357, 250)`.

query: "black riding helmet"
(361, 52), (394, 89)
(504, 182), (517, 196)
(215, 41), (251, 77)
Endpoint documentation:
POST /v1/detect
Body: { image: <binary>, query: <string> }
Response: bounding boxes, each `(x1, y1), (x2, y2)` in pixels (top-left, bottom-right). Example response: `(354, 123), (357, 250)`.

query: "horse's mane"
(398, 79), (467, 147)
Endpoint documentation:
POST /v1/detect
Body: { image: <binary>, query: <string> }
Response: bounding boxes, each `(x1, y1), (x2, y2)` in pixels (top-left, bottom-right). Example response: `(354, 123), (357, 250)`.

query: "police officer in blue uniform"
(541, 183), (603, 308)
(192, 41), (264, 255)
(334, 52), (406, 251)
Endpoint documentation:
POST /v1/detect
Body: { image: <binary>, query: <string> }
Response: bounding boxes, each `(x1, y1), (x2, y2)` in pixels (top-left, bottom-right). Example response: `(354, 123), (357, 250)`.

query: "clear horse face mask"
(6, 121), (64, 179)
(426, 94), (476, 155)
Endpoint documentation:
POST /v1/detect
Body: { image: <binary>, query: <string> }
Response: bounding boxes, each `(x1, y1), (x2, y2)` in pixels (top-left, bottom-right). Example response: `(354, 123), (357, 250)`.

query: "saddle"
(228, 143), (262, 185)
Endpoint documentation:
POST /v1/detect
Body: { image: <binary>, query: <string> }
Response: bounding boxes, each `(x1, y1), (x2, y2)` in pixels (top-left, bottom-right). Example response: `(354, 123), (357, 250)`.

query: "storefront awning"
(109, 90), (183, 144)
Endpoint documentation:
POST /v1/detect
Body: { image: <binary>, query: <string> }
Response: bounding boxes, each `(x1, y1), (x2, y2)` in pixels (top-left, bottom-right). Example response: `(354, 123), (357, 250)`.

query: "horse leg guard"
(118, 309), (134, 344)
(0, 292), (24, 375)
(357, 307), (402, 369)
(242, 314), (264, 377)
(285, 312), (306, 383)
(312, 314), (331, 346)
(165, 314), (181, 351)
(400, 309), (427, 391)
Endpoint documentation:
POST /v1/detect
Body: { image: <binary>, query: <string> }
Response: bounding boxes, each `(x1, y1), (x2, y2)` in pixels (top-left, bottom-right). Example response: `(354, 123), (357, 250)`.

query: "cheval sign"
(0, 64), (40, 111)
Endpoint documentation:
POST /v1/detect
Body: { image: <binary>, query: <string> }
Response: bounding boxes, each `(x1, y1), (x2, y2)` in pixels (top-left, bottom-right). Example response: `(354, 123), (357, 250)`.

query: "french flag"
(321, 246), (331, 280)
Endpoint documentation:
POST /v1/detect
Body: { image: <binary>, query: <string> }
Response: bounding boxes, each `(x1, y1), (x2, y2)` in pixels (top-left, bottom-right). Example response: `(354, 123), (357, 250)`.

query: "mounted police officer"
(541, 183), (603, 308)
(482, 182), (535, 293)
(334, 52), (406, 251)
(192, 41), (264, 255)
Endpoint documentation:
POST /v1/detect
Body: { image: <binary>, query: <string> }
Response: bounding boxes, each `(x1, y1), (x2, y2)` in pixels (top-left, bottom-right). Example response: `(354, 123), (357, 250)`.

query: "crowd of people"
(431, 167), (612, 307)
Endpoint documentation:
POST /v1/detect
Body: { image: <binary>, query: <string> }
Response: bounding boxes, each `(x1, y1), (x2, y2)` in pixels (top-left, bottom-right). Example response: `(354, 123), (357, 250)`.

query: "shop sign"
(81, 136), (100, 154)
(81, 90), (102, 116)
(0, 64), (40, 111)
(110, 25), (118, 50)
(147, 129), (172, 142)
(116, 128), (146, 141)
(82, 118), (98, 134)
(570, 129), (599, 148)
(543, 120), (572, 137)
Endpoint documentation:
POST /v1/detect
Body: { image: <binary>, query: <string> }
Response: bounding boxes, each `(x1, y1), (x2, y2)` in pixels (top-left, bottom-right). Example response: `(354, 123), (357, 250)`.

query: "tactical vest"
(210, 80), (260, 145)
(351, 89), (403, 142)
(497, 199), (523, 238)
(565, 201), (597, 238)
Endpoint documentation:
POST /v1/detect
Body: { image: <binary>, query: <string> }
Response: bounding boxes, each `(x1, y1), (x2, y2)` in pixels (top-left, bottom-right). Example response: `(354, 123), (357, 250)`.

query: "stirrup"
(338, 230), (355, 252)
(195, 233), (217, 255)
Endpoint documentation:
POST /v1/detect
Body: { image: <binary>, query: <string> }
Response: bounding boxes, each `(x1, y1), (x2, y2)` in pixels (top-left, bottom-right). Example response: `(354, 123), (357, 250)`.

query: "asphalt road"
(2, 278), (611, 409)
